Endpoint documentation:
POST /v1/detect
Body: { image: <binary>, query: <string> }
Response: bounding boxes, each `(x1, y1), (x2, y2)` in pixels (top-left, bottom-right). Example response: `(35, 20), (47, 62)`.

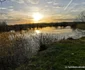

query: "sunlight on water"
(37, 27), (72, 33)
(35, 30), (41, 34)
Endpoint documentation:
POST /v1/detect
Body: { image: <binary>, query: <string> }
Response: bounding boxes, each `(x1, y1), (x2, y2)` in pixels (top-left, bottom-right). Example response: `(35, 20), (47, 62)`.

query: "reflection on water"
(39, 27), (72, 33)
(30, 26), (72, 34)
(35, 30), (41, 34)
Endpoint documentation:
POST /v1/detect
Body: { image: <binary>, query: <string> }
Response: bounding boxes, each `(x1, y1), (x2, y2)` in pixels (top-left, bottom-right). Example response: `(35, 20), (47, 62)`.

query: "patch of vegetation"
(0, 32), (30, 70)
(76, 23), (85, 30)
(16, 37), (85, 70)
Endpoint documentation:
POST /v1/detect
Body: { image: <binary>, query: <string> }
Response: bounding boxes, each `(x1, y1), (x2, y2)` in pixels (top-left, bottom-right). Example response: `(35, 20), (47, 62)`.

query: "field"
(16, 37), (85, 70)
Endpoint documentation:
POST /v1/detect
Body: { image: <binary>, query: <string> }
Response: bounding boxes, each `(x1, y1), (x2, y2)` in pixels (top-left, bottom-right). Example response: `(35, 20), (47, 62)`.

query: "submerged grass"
(16, 37), (85, 70)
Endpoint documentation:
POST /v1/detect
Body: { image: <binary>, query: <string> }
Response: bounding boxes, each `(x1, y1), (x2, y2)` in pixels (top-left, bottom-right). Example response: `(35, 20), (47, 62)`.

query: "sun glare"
(35, 30), (41, 34)
(32, 12), (43, 21)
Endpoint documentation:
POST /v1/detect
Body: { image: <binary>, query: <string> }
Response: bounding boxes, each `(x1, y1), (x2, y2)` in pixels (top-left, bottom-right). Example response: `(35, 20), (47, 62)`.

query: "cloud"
(8, 9), (14, 11)
(1, 10), (28, 20)
(45, 5), (48, 7)
(82, 2), (85, 4)
(53, 2), (58, 5)
(11, 0), (24, 4)
(53, 13), (75, 19)
(9, 6), (14, 9)
(28, 0), (39, 4)
(71, 9), (79, 12)
(0, 7), (7, 10)
(47, 1), (52, 4)
(53, 6), (61, 9)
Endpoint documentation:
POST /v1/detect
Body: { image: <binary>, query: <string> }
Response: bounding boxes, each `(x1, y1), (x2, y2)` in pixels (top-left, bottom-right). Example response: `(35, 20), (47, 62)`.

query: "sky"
(0, 0), (85, 24)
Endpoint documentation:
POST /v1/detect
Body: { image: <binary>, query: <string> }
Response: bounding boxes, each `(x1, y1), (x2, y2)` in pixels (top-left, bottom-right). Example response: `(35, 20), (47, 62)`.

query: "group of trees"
(0, 21), (7, 26)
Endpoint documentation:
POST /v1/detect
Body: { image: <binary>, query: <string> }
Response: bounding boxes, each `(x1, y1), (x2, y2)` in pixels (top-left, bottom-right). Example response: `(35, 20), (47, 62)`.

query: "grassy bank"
(76, 23), (85, 29)
(16, 37), (85, 70)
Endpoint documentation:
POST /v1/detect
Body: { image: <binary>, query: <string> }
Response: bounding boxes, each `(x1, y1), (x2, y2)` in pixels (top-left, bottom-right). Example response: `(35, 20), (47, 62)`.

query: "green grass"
(76, 23), (85, 29)
(16, 37), (85, 70)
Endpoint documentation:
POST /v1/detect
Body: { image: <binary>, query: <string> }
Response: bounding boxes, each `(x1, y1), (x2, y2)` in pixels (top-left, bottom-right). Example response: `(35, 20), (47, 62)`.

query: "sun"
(32, 12), (43, 21)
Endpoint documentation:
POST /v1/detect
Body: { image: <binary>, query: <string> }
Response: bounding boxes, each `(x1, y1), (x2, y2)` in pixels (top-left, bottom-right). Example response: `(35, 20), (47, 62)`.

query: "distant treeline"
(0, 22), (85, 32)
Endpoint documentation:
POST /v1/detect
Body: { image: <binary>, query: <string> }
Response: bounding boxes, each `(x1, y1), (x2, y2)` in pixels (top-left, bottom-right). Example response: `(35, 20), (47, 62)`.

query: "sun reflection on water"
(35, 30), (41, 34)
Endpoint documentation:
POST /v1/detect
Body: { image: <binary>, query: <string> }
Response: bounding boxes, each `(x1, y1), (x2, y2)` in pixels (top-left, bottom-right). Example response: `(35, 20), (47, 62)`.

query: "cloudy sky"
(0, 0), (85, 24)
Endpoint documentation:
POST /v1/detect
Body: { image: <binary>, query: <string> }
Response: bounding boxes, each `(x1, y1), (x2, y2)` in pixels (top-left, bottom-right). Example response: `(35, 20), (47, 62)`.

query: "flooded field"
(0, 26), (85, 57)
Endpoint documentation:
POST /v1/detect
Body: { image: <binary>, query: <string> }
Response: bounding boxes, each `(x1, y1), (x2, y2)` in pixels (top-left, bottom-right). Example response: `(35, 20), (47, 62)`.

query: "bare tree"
(76, 11), (85, 22)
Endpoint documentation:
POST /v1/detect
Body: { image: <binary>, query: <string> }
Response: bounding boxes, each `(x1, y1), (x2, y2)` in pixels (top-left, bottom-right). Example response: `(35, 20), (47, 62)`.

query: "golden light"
(35, 30), (41, 34)
(32, 12), (43, 21)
